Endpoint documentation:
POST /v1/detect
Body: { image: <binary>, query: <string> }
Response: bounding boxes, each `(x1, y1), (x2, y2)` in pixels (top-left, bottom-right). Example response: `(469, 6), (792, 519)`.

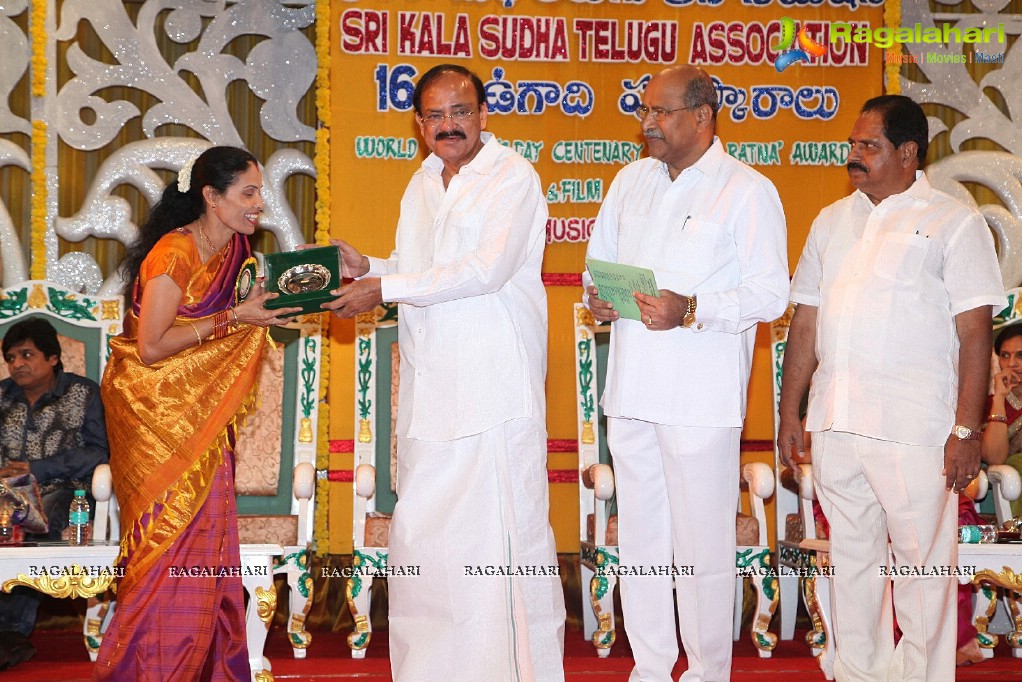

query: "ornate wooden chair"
(346, 303), (399, 656)
(232, 316), (323, 671)
(572, 303), (778, 658)
(0, 279), (123, 660)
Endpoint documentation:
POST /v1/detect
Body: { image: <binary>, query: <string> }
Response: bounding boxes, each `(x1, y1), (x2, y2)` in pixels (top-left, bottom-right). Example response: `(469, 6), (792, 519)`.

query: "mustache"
(643, 130), (664, 141)
(846, 161), (868, 173)
(435, 130), (466, 141)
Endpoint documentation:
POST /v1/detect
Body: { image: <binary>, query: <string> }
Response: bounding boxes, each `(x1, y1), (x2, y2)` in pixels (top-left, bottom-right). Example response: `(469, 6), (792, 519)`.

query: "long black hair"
(120, 145), (258, 292)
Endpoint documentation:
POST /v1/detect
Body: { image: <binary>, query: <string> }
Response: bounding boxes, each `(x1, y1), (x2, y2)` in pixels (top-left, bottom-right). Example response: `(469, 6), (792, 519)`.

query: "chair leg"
(778, 570), (798, 640)
(803, 574), (835, 680)
(971, 582), (998, 658)
(587, 545), (618, 658)
(283, 549), (313, 659)
(243, 556), (275, 682)
(83, 594), (112, 662)
(736, 547), (777, 657)
(733, 577), (743, 642)
(588, 572), (616, 658)
(1007, 589), (1022, 658)
(346, 574), (373, 658)
(580, 562), (597, 641)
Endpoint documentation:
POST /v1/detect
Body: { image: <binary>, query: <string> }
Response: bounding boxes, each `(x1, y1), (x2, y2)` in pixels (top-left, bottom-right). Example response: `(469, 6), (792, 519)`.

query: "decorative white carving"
(54, 138), (310, 294)
(0, 1), (30, 137)
(926, 152), (1022, 289)
(54, 0), (316, 149)
(900, 0), (1022, 286)
(900, 0), (1021, 154)
(23, 0), (321, 291)
(0, 140), (29, 287)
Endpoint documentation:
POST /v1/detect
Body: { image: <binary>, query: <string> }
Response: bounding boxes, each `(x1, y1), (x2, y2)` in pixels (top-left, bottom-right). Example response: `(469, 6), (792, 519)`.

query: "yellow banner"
(331, 0), (884, 271)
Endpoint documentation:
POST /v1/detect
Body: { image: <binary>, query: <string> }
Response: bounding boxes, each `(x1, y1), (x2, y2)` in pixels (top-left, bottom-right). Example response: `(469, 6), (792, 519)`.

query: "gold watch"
(682, 294), (697, 328)
(951, 424), (981, 441)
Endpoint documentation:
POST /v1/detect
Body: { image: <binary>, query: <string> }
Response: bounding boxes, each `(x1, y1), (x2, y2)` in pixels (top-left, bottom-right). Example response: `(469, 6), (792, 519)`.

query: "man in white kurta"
(777, 95), (1005, 681)
(584, 66), (789, 682)
(325, 65), (565, 682)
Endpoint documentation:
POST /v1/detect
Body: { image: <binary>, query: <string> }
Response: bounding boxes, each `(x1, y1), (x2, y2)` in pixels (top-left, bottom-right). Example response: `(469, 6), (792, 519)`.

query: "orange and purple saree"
(95, 229), (267, 682)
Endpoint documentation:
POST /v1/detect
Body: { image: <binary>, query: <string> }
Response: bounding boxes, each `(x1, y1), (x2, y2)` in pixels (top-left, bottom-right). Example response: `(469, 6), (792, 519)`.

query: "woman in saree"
(948, 323), (1022, 665)
(982, 323), (1022, 519)
(94, 146), (300, 681)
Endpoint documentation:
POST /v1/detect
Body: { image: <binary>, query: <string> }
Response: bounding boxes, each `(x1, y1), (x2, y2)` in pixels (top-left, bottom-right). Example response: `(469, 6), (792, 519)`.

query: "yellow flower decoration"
(313, 0), (332, 554)
(884, 0), (902, 94)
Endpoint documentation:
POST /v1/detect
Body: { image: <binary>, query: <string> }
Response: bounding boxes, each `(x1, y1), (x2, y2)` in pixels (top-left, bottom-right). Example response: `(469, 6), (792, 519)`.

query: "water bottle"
(68, 489), (90, 546)
(959, 524), (998, 543)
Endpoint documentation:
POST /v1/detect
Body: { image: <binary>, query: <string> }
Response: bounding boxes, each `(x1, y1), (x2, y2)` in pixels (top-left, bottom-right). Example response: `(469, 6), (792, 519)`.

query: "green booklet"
(585, 257), (659, 321)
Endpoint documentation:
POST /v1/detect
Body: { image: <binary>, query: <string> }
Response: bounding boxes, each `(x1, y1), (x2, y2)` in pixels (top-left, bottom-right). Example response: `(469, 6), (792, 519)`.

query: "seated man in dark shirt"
(0, 317), (109, 669)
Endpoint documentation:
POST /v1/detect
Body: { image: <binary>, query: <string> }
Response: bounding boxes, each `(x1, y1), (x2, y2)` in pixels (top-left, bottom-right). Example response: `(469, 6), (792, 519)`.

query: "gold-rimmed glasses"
(419, 109), (478, 128)
(635, 105), (693, 121)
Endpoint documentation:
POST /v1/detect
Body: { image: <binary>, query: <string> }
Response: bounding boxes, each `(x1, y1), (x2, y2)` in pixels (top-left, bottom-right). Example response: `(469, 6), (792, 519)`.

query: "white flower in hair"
(177, 156), (198, 193)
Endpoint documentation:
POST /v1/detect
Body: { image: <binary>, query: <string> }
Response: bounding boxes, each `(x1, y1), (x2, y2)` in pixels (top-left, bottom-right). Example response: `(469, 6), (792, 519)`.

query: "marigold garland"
(30, 0), (47, 97)
(29, 0), (49, 279)
(884, 0), (902, 94)
(30, 120), (47, 280)
(313, 0), (332, 555)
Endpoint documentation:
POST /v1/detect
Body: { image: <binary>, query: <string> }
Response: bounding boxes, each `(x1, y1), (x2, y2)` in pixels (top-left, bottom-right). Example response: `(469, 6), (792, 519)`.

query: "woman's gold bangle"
(987, 414), (1008, 424)
(188, 322), (202, 347)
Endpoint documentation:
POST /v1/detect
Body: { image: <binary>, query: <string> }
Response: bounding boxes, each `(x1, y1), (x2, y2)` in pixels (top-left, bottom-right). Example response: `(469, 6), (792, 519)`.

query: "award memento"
(262, 246), (340, 314)
(235, 257), (258, 305)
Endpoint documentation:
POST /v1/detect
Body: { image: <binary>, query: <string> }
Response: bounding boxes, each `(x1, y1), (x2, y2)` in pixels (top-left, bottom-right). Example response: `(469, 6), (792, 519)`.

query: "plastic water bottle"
(959, 524), (998, 543)
(68, 489), (90, 546)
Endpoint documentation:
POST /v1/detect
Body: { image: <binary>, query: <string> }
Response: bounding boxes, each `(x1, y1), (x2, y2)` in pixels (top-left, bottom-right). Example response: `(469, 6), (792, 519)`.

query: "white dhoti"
(388, 417), (565, 682)
(812, 430), (957, 682)
(609, 418), (741, 682)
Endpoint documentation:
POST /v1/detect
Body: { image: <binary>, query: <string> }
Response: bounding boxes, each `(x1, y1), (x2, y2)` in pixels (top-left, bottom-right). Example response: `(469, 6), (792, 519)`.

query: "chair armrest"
(355, 464), (377, 499)
(91, 464), (113, 543)
(293, 462), (315, 500)
(987, 464), (1021, 526)
(962, 469), (988, 502)
(796, 464), (816, 501)
(92, 464), (112, 502)
(743, 462), (775, 499)
(987, 464), (1021, 501)
(742, 462), (774, 546)
(581, 463), (615, 501)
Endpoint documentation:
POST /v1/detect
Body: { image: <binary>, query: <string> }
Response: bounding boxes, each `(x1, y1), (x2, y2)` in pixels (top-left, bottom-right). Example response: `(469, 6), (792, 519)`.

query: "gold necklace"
(196, 219), (225, 266)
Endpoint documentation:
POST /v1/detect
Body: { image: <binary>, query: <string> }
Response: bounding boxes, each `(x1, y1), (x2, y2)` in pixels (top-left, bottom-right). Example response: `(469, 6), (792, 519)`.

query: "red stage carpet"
(7, 627), (1022, 681)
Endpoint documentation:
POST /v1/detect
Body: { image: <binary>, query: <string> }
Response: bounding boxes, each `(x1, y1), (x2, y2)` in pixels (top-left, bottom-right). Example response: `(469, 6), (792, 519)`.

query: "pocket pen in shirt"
(681, 215), (692, 231)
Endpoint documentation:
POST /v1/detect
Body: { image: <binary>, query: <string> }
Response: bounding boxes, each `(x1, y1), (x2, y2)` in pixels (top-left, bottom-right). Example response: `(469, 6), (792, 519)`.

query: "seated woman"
(981, 323), (1022, 519)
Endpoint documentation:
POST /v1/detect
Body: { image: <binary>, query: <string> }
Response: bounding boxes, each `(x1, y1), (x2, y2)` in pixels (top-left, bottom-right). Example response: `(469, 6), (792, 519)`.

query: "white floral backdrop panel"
(900, 0), (1022, 288)
(0, 0), (319, 294)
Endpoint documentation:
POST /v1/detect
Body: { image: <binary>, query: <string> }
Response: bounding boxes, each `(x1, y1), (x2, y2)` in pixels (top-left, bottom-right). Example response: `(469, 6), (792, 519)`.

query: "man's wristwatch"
(682, 295), (697, 328)
(951, 424), (982, 441)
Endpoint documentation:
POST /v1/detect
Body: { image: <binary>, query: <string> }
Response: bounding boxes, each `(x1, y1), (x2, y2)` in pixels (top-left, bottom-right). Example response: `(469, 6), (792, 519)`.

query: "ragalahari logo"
(772, 17), (828, 72)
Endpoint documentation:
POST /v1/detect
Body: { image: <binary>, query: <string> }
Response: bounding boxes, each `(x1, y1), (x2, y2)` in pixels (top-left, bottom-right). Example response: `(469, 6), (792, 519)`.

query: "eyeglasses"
(419, 109), (478, 128)
(634, 105), (693, 121)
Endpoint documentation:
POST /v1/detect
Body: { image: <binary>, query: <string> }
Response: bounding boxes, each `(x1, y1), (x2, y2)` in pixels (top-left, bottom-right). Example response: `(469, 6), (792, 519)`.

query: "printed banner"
(330, 0), (886, 270)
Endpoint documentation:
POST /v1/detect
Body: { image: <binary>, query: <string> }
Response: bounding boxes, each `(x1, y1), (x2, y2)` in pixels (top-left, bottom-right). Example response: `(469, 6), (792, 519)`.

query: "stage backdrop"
(327, 0), (885, 553)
